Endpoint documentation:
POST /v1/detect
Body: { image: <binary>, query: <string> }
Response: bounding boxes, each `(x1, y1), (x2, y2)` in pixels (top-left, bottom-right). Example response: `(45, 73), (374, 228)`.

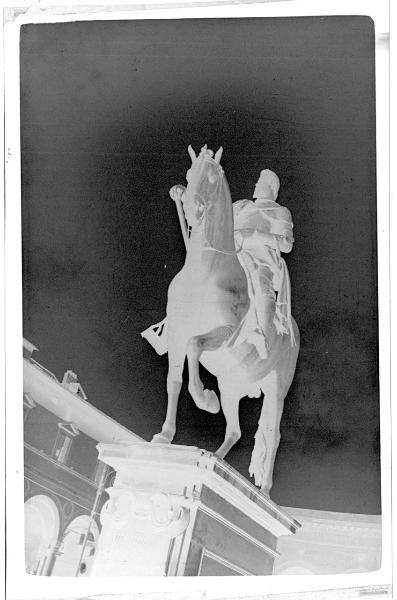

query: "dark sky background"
(20, 16), (380, 514)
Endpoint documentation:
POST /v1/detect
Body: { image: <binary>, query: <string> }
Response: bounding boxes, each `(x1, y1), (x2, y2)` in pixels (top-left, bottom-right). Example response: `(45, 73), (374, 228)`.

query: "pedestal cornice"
(96, 441), (300, 538)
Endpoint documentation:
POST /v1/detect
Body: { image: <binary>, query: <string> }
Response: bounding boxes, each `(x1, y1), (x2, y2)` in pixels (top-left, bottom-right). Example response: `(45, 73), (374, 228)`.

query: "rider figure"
(233, 170), (295, 357)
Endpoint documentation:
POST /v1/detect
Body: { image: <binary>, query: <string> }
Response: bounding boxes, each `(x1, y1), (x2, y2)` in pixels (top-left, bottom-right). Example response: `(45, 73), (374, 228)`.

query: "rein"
(203, 241), (243, 255)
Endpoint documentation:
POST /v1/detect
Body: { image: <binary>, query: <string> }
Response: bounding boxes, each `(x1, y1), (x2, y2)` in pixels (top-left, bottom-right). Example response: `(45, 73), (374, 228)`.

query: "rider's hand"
(169, 185), (186, 203)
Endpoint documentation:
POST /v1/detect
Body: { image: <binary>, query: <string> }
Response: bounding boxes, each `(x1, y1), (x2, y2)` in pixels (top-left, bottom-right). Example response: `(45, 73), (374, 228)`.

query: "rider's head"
(253, 170), (280, 202)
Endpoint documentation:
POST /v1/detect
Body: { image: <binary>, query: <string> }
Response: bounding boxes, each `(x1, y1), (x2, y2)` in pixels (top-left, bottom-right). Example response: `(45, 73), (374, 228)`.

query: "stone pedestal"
(91, 443), (300, 577)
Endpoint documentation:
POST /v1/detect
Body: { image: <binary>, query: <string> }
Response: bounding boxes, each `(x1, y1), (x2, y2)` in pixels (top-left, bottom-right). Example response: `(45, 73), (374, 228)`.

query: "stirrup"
(141, 318), (168, 355)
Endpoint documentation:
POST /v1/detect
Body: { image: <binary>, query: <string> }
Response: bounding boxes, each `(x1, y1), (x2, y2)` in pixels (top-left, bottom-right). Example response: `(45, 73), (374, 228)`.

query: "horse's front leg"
(152, 346), (185, 444)
(186, 325), (233, 414)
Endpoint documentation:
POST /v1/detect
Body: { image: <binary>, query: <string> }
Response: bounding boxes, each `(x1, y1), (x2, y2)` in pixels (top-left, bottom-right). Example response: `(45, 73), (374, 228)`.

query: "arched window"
(51, 515), (99, 577)
(24, 495), (60, 575)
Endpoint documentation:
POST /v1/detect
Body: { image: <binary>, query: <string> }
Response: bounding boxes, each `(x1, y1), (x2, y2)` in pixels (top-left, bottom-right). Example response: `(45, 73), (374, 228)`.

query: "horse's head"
(182, 145), (224, 229)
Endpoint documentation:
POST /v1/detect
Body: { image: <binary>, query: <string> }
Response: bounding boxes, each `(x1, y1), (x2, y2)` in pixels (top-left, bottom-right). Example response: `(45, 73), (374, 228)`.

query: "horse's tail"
(249, 430), (269, 489)
(248, 323), (300, 493)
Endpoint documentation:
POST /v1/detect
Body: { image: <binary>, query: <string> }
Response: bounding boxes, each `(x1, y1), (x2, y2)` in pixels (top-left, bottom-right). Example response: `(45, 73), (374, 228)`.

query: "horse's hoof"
(151, 431), (173, 444)
(203, 389), (220, 414)
(214, 448), (227, 460)
(189, 387), (220, 414)
(260, 486), (271, 499)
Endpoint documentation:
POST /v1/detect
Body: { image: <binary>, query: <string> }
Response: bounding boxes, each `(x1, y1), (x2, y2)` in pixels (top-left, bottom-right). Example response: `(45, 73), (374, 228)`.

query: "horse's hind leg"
(152, 344), (185, 444)
(215, 381), (242, 459)
(187, 325), (233, 414)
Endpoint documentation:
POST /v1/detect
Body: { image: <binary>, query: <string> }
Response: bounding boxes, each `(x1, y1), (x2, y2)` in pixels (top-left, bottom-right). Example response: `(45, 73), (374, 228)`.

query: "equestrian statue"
(142, 145), (299, 496)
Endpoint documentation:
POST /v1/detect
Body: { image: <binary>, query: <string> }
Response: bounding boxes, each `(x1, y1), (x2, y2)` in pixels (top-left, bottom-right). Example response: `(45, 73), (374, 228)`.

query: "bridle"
(186, 160), (243, 256)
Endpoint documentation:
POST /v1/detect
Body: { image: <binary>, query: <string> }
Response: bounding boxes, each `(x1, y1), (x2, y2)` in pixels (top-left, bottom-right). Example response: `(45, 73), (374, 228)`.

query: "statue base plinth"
(91, 443), (300, 577)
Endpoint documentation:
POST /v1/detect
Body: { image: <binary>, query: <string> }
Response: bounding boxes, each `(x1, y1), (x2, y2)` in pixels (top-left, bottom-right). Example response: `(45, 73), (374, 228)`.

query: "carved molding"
(199, 547), (254, 576)
(100, 487), (190, 539)
(96, 443), (297, 538)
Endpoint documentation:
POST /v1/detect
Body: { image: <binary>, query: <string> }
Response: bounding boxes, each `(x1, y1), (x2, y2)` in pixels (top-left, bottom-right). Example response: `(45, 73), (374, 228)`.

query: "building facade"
(23, 339), (142, 576)
(274, 507), (381, 576)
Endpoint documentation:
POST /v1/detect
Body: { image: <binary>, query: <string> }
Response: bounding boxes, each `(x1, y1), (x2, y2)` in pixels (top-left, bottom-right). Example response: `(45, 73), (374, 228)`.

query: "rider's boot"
(251, 292), (276, 358)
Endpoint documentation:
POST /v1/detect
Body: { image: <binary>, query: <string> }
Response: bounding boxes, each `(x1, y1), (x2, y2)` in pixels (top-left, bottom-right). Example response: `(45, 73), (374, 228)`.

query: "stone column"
(91, 443), (300, 577)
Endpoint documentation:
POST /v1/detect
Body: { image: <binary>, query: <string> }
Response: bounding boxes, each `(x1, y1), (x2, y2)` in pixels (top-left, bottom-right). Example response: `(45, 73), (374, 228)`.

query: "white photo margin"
(4, 1), (391, 599)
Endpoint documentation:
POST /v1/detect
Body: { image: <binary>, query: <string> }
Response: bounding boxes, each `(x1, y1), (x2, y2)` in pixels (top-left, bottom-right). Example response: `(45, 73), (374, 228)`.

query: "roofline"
(24, 357), (144, 445)
(281, 506), (382, 524)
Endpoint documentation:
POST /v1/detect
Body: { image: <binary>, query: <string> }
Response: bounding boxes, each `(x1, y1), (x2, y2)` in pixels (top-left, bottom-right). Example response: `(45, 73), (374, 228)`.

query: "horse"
(145, 145), (299, 495)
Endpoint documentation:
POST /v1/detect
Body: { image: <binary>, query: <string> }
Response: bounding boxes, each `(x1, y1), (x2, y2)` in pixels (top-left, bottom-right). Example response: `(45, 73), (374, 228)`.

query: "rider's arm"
(271, 207), (294, 253)
(237, 228), (293, 253)
(235, 206), (294, 253)
(257, 230), (293, 253)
